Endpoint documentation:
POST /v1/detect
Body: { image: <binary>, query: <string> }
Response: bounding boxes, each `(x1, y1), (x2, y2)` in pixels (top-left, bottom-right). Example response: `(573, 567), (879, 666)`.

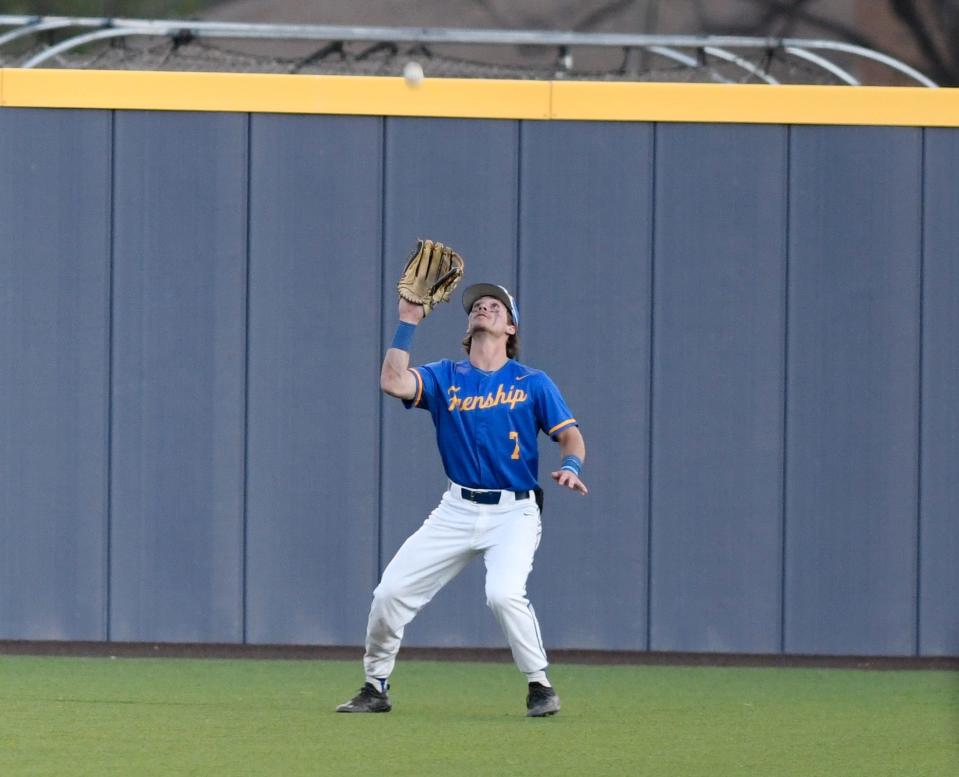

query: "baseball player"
(336, 241), (587, 717)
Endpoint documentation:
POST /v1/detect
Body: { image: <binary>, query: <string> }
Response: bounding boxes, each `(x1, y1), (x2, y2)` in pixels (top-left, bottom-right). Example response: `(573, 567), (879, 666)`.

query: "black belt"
(458, 487), (530, 505)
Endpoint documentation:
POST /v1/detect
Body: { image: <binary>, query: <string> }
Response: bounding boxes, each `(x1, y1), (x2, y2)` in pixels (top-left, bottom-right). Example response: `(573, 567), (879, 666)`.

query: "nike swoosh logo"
(516, 374), (530, 381)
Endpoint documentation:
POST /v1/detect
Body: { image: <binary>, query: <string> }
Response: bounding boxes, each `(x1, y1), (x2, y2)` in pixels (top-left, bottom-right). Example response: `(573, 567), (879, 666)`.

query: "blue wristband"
(560, 455), (582, 477)
(391, 321), (417, 352)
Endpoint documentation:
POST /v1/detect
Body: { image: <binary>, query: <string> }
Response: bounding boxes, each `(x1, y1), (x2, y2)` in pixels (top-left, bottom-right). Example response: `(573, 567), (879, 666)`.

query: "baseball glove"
(396, 239), (465, 317)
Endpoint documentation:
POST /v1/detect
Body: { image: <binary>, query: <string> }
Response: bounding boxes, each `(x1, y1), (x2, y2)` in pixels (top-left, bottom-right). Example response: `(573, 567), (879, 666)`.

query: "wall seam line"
(514, 120), (522, 326)
(780, 125), (792, 655)
(915, 127), (926, 657)
(376, 116), (388, 581)
(105, 108), (117, 642)
(644, 123), (657, 653)
(240, 112), (253, 644)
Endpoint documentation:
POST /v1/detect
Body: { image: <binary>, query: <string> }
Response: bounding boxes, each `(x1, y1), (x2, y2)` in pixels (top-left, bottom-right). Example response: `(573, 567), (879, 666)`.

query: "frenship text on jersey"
(447, 384), (529, 412)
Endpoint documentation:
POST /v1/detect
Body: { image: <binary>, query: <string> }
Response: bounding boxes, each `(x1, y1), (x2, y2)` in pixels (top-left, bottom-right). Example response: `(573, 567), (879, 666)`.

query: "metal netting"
(0, 16), (938, 86)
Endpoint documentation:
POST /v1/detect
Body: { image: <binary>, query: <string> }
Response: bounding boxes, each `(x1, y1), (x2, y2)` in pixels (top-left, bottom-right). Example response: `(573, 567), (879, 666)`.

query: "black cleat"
(336, 682), (392, 713)
(526, 682), (560, 717)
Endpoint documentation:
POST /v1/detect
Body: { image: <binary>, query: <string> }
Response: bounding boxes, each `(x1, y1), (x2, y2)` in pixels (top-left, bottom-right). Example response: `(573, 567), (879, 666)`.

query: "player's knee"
(372, 580), (401, 609)
(485, 585), (523, 614)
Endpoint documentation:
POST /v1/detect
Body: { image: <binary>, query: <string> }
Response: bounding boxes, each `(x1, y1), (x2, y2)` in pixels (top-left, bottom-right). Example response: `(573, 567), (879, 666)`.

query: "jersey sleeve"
(402, 361), (443, 411)
(535, 372), (578, 439)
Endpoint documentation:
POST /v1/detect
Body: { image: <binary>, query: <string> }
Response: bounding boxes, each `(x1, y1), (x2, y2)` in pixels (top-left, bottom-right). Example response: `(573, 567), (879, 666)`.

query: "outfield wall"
(0, 72), (957, 657)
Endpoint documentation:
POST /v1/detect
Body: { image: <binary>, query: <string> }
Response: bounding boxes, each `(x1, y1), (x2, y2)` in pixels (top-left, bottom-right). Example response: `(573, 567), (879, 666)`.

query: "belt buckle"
(462, 487), (499, 505)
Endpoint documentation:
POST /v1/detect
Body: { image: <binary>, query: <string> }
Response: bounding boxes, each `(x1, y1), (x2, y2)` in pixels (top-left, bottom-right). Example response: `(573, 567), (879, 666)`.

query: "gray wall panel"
(519, 121), (653, 651)
(784, 126), (921, 655)
(110, 111), (247, 642)
(380, 117), (520, 648)
(0, 109), (111, 640)
(0, 105), (955, 656)
(245, 115), (382, 645)
(919, 129), (959, 656)
(650, 124), (786, 653)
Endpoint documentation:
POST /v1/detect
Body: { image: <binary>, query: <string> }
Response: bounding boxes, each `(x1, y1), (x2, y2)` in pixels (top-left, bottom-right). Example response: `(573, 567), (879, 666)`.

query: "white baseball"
(403, 61), (424, 87)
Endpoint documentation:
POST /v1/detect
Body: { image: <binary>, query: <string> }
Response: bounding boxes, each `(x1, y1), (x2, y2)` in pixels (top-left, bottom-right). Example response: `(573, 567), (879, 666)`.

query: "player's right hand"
(399, 297), (426, 324)
(551, 469), (588, 495)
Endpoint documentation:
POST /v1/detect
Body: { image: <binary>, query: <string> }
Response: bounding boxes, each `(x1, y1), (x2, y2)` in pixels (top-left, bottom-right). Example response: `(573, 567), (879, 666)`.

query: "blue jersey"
(405, 358), (577, 491)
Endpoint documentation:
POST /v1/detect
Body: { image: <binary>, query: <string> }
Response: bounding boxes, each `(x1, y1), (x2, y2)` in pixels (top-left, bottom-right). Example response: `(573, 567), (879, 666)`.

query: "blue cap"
(462, 283), (519, 327)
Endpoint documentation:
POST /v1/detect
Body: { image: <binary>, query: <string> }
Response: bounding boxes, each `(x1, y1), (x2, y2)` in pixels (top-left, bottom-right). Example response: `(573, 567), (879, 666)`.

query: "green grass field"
(0, 655), (956, 776)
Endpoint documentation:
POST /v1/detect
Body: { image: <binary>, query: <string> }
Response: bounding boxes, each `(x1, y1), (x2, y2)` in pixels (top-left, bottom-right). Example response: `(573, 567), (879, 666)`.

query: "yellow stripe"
(2, 69), (958, 127)
(551, 81), (959, 127)
(0, 69), (319, 113)
(410, 368), (424, 408)
(548, 419), (577, 436)
(0, 69), (551, 119)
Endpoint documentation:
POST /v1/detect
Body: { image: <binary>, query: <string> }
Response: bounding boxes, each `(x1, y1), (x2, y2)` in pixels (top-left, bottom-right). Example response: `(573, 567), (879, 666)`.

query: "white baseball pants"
(363, 483), (547, 679)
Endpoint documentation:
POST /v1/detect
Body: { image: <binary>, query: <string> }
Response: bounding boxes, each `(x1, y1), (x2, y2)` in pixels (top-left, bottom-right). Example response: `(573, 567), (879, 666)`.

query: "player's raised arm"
(381, 239), (465, 400)
(551, 425), (588, 495)
(380, 299), (423, 399)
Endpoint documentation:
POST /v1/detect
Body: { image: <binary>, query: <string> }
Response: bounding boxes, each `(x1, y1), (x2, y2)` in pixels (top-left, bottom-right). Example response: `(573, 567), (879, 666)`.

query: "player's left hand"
(551, 469), (588, 495)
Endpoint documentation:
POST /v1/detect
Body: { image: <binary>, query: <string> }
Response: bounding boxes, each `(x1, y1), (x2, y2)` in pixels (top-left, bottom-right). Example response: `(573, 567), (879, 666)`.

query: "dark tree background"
(698, 0), (959, 85)
(0, 1), (210, 17)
